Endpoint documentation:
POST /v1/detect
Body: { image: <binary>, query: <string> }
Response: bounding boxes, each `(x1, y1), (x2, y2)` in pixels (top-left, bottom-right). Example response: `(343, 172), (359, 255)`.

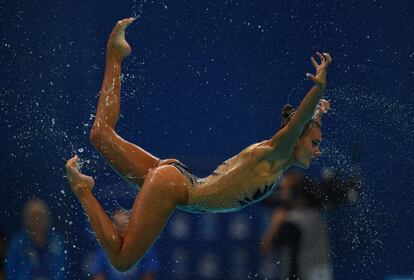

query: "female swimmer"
(66, 18), (332, 271)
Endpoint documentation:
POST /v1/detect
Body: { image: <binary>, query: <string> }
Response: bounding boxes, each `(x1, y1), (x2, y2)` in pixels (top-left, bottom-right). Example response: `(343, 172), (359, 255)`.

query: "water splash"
(132, 0), (147, 19)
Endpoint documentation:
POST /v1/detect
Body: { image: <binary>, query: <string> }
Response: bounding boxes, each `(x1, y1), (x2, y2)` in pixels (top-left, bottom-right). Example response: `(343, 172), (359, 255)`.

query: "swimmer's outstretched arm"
(269, 52), (332, 149)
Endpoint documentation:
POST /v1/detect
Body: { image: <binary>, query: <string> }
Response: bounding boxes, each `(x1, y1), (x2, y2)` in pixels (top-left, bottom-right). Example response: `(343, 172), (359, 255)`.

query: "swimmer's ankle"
(106, 20), (133, 60)
(106, 50), (124, 63)
(73, 184), (93, 200)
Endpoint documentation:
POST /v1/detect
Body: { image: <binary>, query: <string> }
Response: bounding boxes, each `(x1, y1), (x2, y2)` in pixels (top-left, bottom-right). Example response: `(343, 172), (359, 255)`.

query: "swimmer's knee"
(110, 254), (141, 272)
(89, 125), (99, 145)
(112, 260), (134, 273)
(90, 125), (108, 146)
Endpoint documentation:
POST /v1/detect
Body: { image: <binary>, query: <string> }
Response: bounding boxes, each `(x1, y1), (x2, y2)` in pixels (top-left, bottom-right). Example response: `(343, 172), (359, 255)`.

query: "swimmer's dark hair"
(280, 104), (321, 133)
(280, 104), (295, 128)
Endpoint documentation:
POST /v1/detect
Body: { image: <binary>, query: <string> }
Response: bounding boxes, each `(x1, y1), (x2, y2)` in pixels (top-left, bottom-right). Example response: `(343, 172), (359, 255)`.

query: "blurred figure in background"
(91, 209), (160, 280)
(261, 169), (360, 280)
(5, 198), (67, 280)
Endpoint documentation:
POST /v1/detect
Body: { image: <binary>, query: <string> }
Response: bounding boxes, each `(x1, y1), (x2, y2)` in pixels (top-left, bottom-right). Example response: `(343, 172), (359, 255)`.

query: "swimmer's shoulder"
(241, 140), (274, 162)
(244, 140), (288, 176)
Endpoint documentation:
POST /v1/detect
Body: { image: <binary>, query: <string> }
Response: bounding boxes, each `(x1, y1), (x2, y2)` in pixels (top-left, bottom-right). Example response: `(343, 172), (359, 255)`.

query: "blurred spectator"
(0, 229), (6, 280)
(261, 169), (360, 280)
(5, 198), (67, 280)
(91, 209), (160, 280)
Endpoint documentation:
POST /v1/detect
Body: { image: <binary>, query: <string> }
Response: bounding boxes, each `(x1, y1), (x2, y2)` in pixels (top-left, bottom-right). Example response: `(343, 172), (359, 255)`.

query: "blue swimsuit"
(169, 161), (281, 213)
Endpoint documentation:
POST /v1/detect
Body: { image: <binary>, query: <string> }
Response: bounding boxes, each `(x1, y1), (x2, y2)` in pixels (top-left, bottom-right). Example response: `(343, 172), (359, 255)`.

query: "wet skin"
(66, 18), (332, 271)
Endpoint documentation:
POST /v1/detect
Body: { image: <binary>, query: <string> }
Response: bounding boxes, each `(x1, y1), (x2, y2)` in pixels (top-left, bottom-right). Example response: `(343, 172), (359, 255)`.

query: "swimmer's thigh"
(117, 165), (189, 267)
(90, 127), (159, 186)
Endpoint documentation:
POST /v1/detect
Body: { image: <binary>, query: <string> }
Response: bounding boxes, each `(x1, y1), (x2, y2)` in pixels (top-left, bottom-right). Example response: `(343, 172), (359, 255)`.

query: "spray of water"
(320, 83), (414, 271)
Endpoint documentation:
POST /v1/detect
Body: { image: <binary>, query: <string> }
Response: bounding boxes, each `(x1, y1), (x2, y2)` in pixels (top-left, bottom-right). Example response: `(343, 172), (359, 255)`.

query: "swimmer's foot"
(66, 155), (95, 198)
(107, 17), (135, 60)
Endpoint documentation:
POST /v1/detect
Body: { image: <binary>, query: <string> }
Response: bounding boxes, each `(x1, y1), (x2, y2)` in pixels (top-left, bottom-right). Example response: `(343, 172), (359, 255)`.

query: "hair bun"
(282, 104), (294, 118)
(280, 104), (295, 128)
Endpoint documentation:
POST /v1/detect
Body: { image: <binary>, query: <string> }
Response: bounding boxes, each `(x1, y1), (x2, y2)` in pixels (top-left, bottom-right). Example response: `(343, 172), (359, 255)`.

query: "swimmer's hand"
(319, 99), (331, 113)
(313, 99), (330, 124)
(107, 18), (135, 60)
(306, 52), (332, 91)
(66, 155), (95, 197)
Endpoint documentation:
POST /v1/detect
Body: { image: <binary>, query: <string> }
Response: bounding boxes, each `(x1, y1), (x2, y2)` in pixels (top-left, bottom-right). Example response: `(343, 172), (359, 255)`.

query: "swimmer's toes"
(120, 17), (135, 27)
(108, 19), (134, 58)
(122, 17), (135, 24)
(113, 18), (135, 33)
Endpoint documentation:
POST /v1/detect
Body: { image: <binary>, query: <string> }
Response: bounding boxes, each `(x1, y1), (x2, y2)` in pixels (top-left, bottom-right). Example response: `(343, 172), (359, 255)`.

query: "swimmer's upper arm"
(249, 139), (289, 173)
(248, 126), (300, 169)
(267, 123), (303, 156)
(268, 84), (325, 153)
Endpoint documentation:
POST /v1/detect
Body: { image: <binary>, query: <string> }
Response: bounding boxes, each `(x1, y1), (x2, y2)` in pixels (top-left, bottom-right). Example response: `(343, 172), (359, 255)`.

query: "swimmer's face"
(293, 127), (322, 169)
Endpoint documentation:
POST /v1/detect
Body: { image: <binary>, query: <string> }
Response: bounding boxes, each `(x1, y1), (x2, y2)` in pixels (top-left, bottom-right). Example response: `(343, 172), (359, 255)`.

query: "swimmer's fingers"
(306, 72), (317, 82)
(311, 56), (319, 68)
(322, 52), (332, 66)
(316, 52), (325, 64)
(306, 72), (325, 90)
(319, 99), (331, 112)
(324, 100), (331, 110)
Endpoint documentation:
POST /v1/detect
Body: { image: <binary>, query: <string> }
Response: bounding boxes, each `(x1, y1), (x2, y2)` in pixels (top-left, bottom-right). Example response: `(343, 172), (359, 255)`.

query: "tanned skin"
(66, 18), (332, 271)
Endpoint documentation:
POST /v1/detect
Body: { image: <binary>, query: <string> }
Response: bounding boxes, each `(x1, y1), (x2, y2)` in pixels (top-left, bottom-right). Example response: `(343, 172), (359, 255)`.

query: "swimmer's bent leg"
(90, 22), (159, 186)
(90, 126), (160, 187)
(76, 165), (188, 272)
